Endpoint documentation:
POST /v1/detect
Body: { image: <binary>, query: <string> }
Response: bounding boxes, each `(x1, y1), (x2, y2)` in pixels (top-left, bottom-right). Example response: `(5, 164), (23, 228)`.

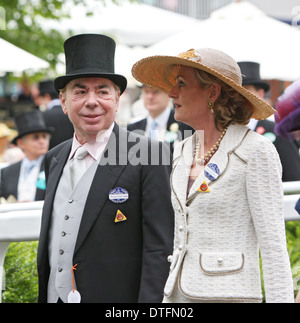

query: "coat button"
(61, 231), (66, 237)
(167, 255), (173, 263)
(59, 249), (64, 255)
(178, 245), (183, 251)
(58, 268), (63, 273)
(65, 215), (69, 220)
(218, 258), (223, 265)
(179, 226), (184, 232)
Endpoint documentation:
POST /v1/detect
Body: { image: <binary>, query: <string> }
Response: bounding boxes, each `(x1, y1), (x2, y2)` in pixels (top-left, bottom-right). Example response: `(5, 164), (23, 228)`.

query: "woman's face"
(169, 66), (214, 130)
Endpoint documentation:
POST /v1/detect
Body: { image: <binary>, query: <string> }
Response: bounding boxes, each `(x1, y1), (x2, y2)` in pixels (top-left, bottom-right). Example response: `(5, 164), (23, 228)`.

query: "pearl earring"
(208, 101), (215, 114)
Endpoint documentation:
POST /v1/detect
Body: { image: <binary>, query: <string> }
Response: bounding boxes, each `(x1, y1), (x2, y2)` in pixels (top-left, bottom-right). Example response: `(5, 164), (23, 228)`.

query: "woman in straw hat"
(132, 48), (294, 303)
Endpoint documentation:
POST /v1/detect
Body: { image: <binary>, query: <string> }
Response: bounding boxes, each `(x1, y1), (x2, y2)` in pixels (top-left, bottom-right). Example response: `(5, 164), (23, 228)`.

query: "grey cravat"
(148, 120), (158, 139)
(69, 146), (88, 189)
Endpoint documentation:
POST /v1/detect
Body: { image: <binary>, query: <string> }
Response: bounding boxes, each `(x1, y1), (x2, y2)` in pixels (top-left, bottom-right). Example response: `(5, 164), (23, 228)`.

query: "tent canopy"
(38, 0), (198, 46)
(145, 1), (300, 81)
(0, 38), (49, 73)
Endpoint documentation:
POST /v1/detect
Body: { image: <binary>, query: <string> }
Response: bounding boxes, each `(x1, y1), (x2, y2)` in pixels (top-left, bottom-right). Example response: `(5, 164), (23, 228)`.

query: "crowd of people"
(0, 33), (300, 303)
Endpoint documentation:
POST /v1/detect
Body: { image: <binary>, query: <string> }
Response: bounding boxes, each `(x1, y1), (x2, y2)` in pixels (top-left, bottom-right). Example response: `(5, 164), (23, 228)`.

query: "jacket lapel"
(171, 136), (194, 209)
(172, 124), (250, 207)
(38, 141), (72, 258)
(75, 124), (128, 254)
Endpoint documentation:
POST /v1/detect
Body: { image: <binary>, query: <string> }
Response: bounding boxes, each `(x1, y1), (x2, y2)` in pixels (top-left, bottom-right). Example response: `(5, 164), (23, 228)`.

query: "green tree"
(0, 0), (128, 71)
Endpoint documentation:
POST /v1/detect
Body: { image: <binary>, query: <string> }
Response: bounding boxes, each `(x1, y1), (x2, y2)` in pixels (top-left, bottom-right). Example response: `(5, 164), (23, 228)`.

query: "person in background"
(128, 85), (193, 152)
(238, 61), (300, 182)
(34, 80), (74, 149)
(0, 123), (17, 162)
(0, 123), (23, 169)
(0, 110), (53, 202)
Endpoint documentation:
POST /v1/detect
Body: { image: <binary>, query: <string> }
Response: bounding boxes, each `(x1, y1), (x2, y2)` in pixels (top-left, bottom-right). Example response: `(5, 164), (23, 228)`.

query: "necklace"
(194, 127), (228, 166)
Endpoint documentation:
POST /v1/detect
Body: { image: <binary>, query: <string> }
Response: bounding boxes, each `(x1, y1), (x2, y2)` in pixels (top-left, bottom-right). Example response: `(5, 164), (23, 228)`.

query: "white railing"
(0, 183), (300, 302)
(0, 201), (43, 302)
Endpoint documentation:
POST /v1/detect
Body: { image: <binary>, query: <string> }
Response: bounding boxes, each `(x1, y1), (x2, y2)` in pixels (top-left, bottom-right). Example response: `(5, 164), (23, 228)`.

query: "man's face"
(60, 77), (120, 144)
(17, 132), (50, 161)
(243, 84), (265, 99)
(142, 86), (170, 117)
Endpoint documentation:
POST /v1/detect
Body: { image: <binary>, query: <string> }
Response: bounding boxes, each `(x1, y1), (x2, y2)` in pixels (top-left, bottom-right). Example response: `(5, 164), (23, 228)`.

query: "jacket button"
(167, 255), (173, 263)
(58, 268), (63, 273)
(61, 231), (66, 237)
(59, 249), (64, 255)
(178, 245), (183, 251)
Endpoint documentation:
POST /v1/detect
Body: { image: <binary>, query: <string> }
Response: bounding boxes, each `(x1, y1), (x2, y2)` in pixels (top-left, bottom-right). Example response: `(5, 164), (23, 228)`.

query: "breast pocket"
(199, 252), (245, 276)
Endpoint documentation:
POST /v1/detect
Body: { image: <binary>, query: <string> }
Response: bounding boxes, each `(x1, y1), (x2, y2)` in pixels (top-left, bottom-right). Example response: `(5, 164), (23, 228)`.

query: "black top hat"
(38, 80), (57, 97)
(12, 110), (54, 145)
(54, 34), (127, 94)
(238, 62), (270, 93)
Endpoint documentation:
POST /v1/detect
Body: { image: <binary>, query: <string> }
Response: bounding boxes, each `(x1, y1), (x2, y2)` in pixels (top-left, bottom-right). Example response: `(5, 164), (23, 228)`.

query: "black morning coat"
(0, 161), (46, 201)
(37, 124), (174, 303)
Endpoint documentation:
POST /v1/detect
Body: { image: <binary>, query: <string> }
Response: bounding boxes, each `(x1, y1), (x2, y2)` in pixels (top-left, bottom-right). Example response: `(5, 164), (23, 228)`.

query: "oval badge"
(204, 163), (220, 181)
(109, 187), (129, 204)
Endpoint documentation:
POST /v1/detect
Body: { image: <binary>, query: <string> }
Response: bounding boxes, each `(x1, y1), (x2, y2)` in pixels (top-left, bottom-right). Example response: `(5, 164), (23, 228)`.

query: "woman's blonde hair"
(194, 69), (253, 131)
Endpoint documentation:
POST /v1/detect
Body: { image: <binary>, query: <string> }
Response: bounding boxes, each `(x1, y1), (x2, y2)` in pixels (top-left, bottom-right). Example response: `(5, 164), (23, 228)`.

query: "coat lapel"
(39, 141), (72, 256)
(171, 136), (194, 209)
(75, 124), (128, 254)
(172, 124), (250, 207)
(187, 124), (250, 202)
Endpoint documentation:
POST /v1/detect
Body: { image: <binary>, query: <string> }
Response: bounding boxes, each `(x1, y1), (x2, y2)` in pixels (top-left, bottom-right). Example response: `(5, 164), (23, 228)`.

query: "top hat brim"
(54, 72), (127, 95)
(242, 79), (270, 93)
(12, 126), (55, 145)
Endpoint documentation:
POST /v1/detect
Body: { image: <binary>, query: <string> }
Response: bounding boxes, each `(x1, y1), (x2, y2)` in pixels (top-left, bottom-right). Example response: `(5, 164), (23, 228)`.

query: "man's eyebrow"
(72, 83), (87, 90)
(72, 83), (111, 90)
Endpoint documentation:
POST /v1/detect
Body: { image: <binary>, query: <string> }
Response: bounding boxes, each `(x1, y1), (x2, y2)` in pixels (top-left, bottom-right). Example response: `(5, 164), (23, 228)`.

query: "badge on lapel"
(115, 210), (127, 223)
(204, 163), (220, 181)
(109, 187), (129, 204)
(198, 181), (210, 193)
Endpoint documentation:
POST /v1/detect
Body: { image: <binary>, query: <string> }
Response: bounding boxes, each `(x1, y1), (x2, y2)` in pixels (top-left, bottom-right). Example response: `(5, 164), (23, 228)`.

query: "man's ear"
(60, 92), (68, 115)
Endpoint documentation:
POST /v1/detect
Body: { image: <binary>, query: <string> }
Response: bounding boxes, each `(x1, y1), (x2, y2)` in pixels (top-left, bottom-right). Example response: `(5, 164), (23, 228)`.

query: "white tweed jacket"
(164, 124), (294, 303)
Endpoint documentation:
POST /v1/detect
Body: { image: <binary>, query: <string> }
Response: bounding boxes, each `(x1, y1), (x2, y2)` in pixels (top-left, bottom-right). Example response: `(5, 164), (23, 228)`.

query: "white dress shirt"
(18, 155), (44, 202)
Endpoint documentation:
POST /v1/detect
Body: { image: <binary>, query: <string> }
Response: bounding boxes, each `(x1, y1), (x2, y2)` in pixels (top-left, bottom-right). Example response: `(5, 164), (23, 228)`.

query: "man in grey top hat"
(37, 34), (174, 303)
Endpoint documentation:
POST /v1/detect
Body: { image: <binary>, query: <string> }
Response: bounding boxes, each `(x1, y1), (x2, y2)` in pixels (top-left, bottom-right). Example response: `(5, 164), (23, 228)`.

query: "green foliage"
(286, 221), (300, 296)
(2, 222), (300, 303)
(2, 241), (38, 303)
(0, 0), (131, 71)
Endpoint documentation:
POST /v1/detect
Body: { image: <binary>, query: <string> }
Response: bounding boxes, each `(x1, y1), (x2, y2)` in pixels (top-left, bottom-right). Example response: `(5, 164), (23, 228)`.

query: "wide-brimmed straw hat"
(132, 48), (274, 120)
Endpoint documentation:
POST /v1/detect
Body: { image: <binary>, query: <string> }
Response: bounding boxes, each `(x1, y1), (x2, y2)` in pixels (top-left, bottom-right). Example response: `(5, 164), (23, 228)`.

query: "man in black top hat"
(35, 80), (74, 149)
(238, 61), (300, 182)
(37, 34), (173, 303)
(0, 110), (53, 202)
